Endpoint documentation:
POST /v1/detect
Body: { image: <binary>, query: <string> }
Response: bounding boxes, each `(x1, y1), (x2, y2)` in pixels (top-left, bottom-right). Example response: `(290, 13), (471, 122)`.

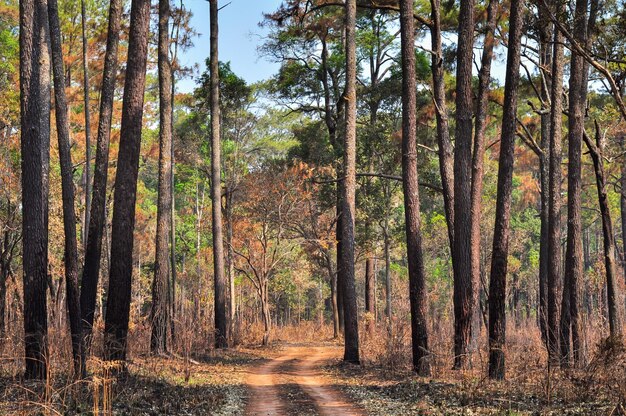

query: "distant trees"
(232, 167), (303, 345)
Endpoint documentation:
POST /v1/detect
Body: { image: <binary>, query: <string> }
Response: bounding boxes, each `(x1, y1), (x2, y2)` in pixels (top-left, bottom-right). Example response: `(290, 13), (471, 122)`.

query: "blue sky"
(176, 0), (283, 92)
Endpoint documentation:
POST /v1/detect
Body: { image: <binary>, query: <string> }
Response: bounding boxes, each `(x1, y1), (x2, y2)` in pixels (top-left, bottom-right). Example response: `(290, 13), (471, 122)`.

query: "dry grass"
(0, 310), (624, 415)
(340, 316), (626, 415)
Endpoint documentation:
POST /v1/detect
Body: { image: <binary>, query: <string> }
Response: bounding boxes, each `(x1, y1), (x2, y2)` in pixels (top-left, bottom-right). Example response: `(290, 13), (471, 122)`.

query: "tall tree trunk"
(103, 0), (151, 362)
(340, 0), (360, 364)
(48, 0), (85, 378)
(621, 135), (626, 289)
(400, 0), (430, 376)
(537, 0), (553, 346)
(547, 2), (565, 364)
(429, 0), (454, 250)
(561, 0), (597, 367)
(326, 250), (340, 338)
(81, 0), (91, 245)
(453, 0), (475, 370)
(585, 126), (623, 339)
(20, 0), (51, 380)
(487, 0), (524, 380)
(209, 0), (228, 349)
(150, 0), (172, 355)
(470, 0), (498, 342)
(80, 0), (122, 341)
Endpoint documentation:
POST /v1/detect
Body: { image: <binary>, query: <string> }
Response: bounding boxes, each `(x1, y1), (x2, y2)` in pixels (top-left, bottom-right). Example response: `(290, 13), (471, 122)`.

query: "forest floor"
(0, 338), (623, 415)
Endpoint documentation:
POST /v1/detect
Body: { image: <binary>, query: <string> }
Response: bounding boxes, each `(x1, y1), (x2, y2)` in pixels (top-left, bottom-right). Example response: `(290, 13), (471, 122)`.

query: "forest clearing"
(2, 0), (626, 413)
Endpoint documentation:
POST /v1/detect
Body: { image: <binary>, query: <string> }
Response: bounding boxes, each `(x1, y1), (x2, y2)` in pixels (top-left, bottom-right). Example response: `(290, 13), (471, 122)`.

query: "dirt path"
(245, 344), (364, 416)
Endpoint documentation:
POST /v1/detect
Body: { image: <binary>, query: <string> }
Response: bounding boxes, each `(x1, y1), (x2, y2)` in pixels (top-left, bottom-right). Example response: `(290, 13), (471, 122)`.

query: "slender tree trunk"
(81, 0), (91, 245)
(365, 257), (375, 316)
(150, 0), (172, 355)
(0, 268), (6, 339)
(80, 0), (122, 341)
(585, 126), (623, 339)
(48, 0), (85, 377)
(487, 0), (524, 380)
(209, 0), (228, 349)
(365, 257), (375, 335)
(327, 251), (339, 338)
(453, 0), (475, 370)
(562, 0), (597, 367)
(336, 191), (345, 333)
(430, 0), (454, 250)
(384, 213), (391, 318)
(20, 0), (51, 380)
(537, 0), (553, 346)
(621, 135), (626, 290)
(340, 0), (360, 364)
(170, 16), (180, 343)
(400, 0), (430, 376)
(470, 0), (498, 342)
(225, 188), (236, 341)
(103, 0), (151, 362)
(547, 2), (565, 364)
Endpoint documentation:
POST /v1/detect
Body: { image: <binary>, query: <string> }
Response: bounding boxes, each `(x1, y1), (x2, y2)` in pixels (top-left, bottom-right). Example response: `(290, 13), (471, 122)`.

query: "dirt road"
(245, 345), (364, 416)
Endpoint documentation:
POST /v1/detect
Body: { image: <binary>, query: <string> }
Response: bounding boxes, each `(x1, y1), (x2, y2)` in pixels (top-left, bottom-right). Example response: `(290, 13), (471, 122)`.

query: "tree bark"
(48, 0), (85, 377)
(537, 0), (553, 347)
(470, 0), (498, 342)
(453, 0), (475, 370)
(561, 0), (597, 366)
(546, 2), (565, 364)
(209, 0), (228, 349)
(487, 0), (524, 380)
(365, 257), (376, 317)
(429, 0), (454, 250)
(150, 0), (173, 355)
(81, 0), (91, 245)
(621, 135), (626, 290)
(20, 0), (51, 380)
(225, 188), (236, 341)
(400, 0), (430, 376)
(339, 0), (360, 364)
(80, 0), (122, 341)
(103, 0), (151, 362)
